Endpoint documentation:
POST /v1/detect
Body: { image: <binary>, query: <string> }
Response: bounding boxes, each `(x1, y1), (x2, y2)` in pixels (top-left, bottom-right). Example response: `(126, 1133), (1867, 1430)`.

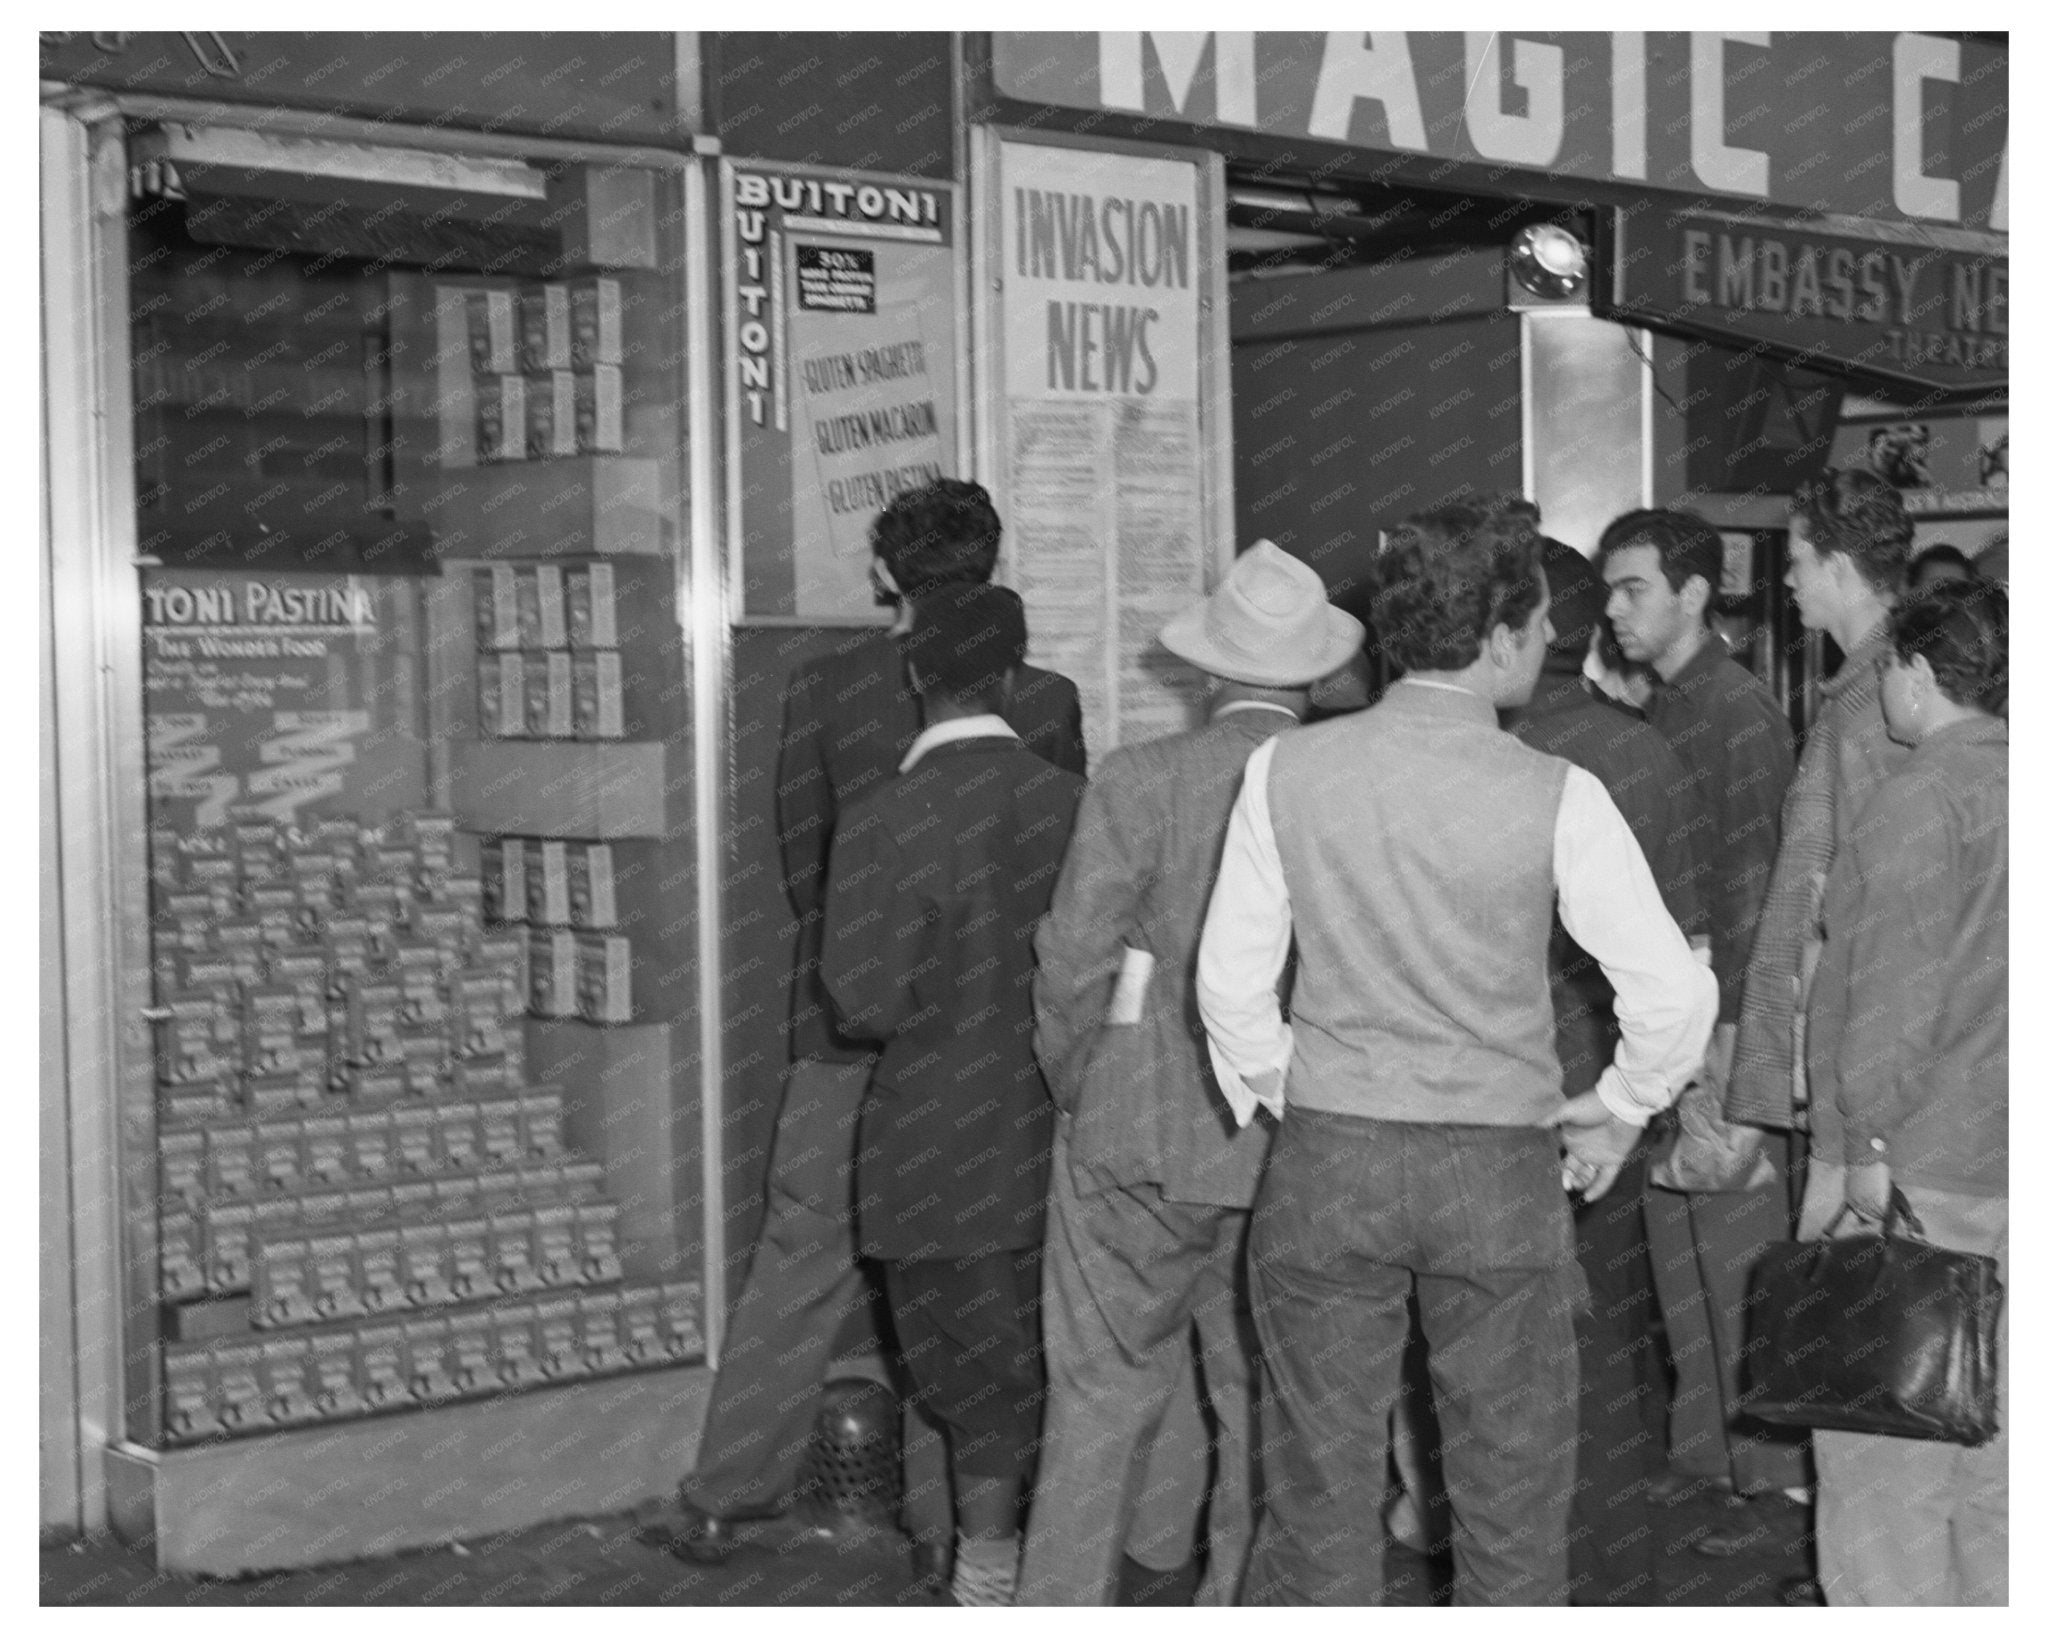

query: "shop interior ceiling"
(1225, 176), (1581, 281)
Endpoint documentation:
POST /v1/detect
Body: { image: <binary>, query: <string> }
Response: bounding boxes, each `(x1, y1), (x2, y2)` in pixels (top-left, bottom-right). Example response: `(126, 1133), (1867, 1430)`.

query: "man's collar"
(1211, 700), (1301, 724)
(1380, 677), (1499, 724)
(1660, 631), (1730, 693)
(898, 713), (1019, 773)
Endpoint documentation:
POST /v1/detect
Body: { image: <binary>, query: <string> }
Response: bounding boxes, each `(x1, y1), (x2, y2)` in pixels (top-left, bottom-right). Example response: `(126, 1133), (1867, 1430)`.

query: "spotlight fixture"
(1509, 223), (1588, 299)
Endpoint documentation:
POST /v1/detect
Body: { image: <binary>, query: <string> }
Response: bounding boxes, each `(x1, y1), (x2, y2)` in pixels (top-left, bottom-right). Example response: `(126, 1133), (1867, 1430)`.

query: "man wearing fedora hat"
(1018, 541), (1362, 1606)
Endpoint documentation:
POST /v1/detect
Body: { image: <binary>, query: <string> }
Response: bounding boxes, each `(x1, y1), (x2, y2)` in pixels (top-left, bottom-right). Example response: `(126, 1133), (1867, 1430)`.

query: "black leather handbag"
(1745, 1186), (2003, 1446)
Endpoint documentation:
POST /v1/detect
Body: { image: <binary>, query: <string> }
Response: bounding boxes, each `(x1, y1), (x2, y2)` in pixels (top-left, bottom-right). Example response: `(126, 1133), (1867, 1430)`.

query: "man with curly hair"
(1198, 505), (1716, 1604)
(673, 480), (1084, 1571)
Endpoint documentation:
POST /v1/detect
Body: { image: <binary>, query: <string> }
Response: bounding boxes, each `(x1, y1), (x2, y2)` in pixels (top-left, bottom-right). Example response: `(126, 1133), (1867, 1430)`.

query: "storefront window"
(129, 135), (704, 1446)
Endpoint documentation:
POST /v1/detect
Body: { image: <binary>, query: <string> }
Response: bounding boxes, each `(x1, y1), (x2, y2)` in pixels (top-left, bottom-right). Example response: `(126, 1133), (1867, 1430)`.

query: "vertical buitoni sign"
(725, 162), (966, 623)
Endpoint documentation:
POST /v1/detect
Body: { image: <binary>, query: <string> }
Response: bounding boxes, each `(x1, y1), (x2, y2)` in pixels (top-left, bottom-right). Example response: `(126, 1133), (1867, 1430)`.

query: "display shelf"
(424, 456), (667, 559)
(448, 741), (675, 840)
(107, 1361), (710, 1578)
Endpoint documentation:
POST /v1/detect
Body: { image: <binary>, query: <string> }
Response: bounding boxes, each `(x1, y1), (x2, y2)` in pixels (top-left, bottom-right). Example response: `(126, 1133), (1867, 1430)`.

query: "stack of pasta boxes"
(151, 810), (697, 1444)
(474, 562), (625, 742)
(481, 834), (633, 1026)
(464, 277), (624, 464)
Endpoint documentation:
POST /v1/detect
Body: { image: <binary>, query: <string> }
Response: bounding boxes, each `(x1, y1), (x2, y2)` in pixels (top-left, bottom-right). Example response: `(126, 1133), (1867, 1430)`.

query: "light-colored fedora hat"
(1160, 541), (1364, 687)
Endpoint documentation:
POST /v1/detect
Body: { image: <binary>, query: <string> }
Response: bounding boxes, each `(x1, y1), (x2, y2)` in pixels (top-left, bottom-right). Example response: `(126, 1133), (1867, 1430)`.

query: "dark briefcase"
(1744, 1185), (2003, 1446)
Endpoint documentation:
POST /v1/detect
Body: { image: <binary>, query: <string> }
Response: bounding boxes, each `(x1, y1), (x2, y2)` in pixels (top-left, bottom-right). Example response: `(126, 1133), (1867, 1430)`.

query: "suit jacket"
(1033, 707), (1288, 1208)
(821, 734), (1085, 1260)
(1510, 671), (1708, 1096)
(777, 626), (1086, 1063)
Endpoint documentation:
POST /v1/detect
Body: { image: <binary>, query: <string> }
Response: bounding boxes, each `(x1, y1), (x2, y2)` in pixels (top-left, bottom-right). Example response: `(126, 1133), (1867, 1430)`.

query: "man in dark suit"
(1018, 542), (1361, 1606)
(1505, 532), (1708, 1604)
(674, 481), (1084, 1562)
(823, 582), (1086, 1606)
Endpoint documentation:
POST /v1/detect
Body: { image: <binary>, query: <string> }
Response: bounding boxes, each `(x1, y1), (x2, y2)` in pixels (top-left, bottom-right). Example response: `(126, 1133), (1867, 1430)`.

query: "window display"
(129, 145), (703, 1463)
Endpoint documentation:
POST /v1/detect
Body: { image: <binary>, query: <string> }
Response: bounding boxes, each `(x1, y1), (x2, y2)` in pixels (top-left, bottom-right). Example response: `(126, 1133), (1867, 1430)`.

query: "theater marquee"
(989, 32), (2008, 234)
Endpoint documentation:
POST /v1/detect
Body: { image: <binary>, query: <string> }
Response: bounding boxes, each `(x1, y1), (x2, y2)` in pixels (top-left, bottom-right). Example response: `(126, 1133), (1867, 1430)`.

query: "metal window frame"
(41, 95), (155, 1509)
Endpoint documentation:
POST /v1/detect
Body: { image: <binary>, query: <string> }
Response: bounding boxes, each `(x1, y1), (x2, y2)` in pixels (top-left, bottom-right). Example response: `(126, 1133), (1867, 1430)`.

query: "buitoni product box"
(355, 1321), (408, 1410)
(529, 370), (576, 458)
(533, 1292), (586, 1379)
(476, 373), (528, 464)
(564, 562), (618, 649)
(481, 836), (525, 926)
(520, 282), (572, 373)
(533, 564), (567, 649)
(541, 650), (575, 739)
(577, 1288), (626, 1373)
(477, 652), (528, 739)
(211, 1339), (265, 1434)
(400, 1314), (455, 1404)
(566, 842), (616, 928)
(573, 364), (624, 453)
(575, 933), (632, 1024)
(568, 276), (623, 367)
(257, 1335), (317, 1427)
(164, 1346), (220, 1441)
(571, 650), (625, 739)
(467, 288), (518, 374)
(527, 929), (578, 1018)
(474, 565), (521, 652)
(493, 1299), (544, 1389)
(522, 649), (555, 738)
(527, 839), (571, 926)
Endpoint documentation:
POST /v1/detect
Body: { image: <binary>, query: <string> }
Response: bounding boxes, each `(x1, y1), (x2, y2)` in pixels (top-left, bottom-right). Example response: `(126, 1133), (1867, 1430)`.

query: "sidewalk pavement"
(42, 1467), (1816, 1607)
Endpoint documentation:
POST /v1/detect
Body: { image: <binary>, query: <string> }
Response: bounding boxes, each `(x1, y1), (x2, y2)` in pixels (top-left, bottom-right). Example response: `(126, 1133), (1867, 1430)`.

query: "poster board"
(973, 131), (1234, 751)
(1829, 409), (2009, 522)
(141, 570), (428, 831)
(724, 160), (968, 624)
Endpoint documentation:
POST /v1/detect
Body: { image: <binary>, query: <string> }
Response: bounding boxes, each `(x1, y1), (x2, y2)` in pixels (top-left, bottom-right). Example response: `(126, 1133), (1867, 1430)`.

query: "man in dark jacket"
(1598, 509), (1804, 1507)
(824, 582), (1086, 1606)
(674, 481), (1084, 1563)
(1506, 533), (1707, 1603)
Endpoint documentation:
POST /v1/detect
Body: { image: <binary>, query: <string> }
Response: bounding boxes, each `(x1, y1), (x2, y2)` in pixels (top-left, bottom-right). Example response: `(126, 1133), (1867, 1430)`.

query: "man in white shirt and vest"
(1197, 504), (1717, 1605)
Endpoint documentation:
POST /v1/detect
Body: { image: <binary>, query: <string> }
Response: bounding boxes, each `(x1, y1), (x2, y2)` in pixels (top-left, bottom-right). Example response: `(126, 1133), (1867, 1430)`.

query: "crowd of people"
(667, 475), (2008, 1607)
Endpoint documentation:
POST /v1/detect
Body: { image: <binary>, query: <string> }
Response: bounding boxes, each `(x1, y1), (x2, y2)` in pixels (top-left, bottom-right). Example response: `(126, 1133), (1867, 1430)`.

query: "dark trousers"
(881, 1250), (1044, 1486)
(1568, 1148), (1662, 1605)
(1645, 1133), (1809, 1495)
(1242, 1108), (1582, 1607)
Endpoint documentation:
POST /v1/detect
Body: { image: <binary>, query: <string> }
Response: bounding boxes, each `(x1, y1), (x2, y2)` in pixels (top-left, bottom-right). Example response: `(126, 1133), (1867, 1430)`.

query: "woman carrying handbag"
(1795, 578), (2008, 1605)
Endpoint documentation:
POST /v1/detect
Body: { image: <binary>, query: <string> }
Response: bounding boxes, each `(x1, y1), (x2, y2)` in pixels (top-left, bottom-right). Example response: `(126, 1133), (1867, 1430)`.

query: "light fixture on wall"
(1509, 224), (1588, 299)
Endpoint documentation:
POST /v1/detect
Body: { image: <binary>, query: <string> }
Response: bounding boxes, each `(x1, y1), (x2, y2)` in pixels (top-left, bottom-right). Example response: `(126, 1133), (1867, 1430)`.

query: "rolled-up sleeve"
(1195, 737), (1294, 1126)
(1554, 765), (1719, 1124)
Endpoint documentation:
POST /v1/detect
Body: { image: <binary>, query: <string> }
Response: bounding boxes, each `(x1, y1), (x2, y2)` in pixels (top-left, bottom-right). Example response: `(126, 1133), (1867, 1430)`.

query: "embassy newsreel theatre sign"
(1601, 208), (2007, 396)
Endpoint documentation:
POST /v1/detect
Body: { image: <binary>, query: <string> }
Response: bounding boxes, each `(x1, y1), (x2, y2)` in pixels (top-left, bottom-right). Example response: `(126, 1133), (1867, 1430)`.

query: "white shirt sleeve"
(1195, 736), (1294, 1126)
(1554, 764), (1720, 1124)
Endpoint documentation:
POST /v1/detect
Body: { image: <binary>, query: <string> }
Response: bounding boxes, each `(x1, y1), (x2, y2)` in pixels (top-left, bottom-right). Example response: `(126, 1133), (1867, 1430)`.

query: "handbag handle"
(1818, 1182), (1928, 1245)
